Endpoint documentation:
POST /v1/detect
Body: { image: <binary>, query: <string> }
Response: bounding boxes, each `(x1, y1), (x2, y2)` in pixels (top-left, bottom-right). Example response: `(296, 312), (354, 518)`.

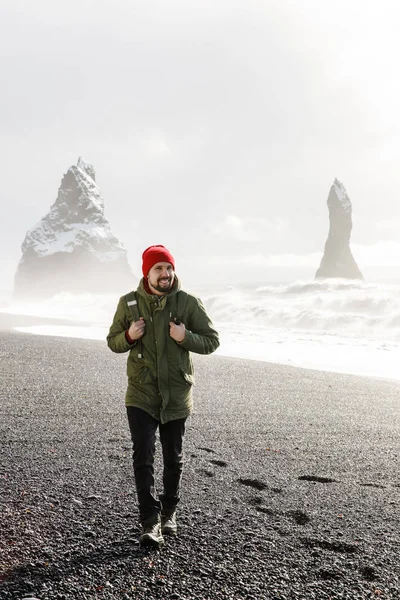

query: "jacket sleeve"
(179, 296), (220, 355)
(107, 296), (135, 353)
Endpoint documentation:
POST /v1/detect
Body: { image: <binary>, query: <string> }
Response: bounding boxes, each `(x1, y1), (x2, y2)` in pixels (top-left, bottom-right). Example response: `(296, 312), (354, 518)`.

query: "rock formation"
(14, 157), (135, 299)
(315, 178), (363, 280)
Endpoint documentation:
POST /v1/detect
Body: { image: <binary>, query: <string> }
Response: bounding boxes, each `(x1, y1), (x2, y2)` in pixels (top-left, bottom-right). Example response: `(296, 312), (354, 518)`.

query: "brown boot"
(139, 515), (164, 548)
(161, 509), (177, 536)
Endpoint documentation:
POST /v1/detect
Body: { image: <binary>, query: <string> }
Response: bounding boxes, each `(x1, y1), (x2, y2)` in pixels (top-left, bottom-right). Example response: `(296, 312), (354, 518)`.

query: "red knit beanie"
(142, 245), (175, 277)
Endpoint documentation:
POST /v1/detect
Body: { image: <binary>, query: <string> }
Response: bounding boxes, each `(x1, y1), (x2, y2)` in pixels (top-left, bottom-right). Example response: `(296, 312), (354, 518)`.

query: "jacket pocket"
(127, 358), (154, 384)
(169, 365), (195, 388)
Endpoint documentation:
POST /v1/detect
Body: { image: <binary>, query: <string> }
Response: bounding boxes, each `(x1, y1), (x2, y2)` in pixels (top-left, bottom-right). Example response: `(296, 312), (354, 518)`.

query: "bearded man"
(107, 245), (219, 548)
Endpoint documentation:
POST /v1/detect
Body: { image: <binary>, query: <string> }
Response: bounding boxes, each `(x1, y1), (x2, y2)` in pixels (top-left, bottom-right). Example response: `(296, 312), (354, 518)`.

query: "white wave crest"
(3, 279), (400, 380)
(204, 279), (400, 340)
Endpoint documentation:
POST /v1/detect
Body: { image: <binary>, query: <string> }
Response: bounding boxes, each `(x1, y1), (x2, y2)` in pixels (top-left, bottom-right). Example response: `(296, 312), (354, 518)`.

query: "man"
(107, 245), (219, 548)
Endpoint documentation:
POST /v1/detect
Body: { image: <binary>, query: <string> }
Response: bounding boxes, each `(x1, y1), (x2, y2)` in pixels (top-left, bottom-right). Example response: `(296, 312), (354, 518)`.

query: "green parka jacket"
(107, 277), (219, 424)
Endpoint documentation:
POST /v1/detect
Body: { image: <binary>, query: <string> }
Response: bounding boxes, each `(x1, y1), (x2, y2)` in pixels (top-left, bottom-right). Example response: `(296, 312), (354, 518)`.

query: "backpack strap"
(175, 290), (188, 323)
(125, 291), (140, 321)
(125, 291), (143, 358)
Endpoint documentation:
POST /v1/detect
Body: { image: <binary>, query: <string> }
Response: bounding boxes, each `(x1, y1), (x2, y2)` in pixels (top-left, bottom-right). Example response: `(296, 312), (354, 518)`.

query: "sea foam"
(2, 279), (399, 381)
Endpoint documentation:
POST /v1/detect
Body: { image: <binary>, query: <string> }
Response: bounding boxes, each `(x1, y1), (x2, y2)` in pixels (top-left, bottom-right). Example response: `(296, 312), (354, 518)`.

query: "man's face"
(147, 261), (175, 295)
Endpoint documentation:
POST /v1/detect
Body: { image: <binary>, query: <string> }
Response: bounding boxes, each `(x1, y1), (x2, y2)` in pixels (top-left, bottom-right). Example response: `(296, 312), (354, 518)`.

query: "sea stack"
(14, 157), (135, 299)
(315, 178), (363, 280)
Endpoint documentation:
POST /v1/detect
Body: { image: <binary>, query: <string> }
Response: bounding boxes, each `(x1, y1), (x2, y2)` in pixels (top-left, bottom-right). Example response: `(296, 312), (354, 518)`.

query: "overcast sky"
(1, 0), (400, 289)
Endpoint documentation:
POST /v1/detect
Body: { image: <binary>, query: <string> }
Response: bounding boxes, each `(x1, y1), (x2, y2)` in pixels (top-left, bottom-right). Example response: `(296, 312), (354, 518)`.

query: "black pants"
(126, 406), (186, 523)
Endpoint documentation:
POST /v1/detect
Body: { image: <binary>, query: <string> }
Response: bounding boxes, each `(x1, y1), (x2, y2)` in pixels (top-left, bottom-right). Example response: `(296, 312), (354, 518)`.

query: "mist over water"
(1, 278), (399, 381)
(204, 279), (400, 340)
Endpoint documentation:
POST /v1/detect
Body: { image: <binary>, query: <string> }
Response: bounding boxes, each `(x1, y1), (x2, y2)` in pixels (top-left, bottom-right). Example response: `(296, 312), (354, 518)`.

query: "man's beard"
(150, 276), (174, 293)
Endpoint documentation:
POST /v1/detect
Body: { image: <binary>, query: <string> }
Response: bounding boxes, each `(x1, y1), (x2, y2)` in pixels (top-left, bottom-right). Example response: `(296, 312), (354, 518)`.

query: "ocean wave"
(3, 279), (400, 340)
(204, 279), (400, 339)
(4, 281), (400, 380)
(255, 278), (396, 295)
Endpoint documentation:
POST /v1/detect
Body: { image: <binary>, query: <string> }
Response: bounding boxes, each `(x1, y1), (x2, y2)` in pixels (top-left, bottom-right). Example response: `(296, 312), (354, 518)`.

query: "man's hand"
(169, 321), (186, 343)
(128, 317), (146, 341)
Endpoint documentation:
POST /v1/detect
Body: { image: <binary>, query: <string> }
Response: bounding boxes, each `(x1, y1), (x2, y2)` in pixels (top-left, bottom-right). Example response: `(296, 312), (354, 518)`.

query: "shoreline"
(1, 312), (399, 385)
(0, 311), (89, 330)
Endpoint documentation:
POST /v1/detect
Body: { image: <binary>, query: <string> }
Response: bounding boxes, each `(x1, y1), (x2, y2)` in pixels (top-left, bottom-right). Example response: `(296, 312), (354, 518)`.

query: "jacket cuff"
(177, 331), (190, 348)
(125, 330), (136, 345)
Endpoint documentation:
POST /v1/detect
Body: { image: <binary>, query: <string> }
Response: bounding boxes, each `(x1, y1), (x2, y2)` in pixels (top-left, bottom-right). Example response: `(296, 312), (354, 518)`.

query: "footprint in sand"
(197, 468), (214, 478)
(317, 568), (341, 581)
(359, 482), (386, 489)
(248, 496), (263, 506)
(248, 495), (274, 515)
(302, 537), (358, 554)
(298, 475), (337, 483)
(256, 506), (274, 515)
(197, 447), (216, 453)
(238, 477), (268, 491)
(287, 510), (311, 525)
(209, 459), (228, 467)
(360, 565), (376, 581)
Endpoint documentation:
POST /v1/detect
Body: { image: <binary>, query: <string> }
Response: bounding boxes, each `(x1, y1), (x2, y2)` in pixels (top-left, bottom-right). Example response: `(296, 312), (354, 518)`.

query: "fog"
(1, 0), (400, 291)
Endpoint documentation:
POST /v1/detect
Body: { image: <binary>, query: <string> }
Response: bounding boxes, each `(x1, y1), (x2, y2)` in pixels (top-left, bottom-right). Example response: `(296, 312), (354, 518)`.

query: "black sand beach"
(1, 331), (399, 599)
